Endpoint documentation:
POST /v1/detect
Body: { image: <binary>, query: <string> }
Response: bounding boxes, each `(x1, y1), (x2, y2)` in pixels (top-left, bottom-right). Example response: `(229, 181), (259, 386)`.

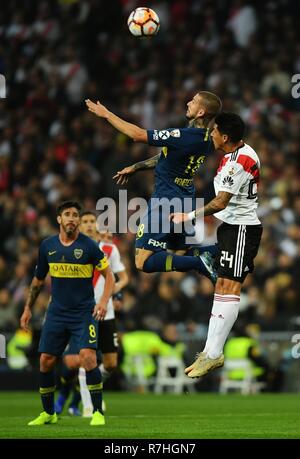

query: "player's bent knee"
(135, 257), (145, 271)
(64, 355), (80, 370)
(135, 250), (152, 271)
(79, 349), (97, 371)
(215, 277), (241, 295)
(40, 353), (57, 371)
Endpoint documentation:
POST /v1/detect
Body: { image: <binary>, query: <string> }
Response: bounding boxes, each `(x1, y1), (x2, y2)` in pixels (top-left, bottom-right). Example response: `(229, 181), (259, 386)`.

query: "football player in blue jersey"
(20, 201), (115, 427)
(86, 92), (221, 282)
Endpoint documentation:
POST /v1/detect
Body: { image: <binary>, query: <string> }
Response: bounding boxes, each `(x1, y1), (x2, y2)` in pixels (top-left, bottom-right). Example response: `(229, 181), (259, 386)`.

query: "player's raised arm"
(20, 277), (45, 331)
(85, 99), (147, 142)
(113, 154), (160, 185)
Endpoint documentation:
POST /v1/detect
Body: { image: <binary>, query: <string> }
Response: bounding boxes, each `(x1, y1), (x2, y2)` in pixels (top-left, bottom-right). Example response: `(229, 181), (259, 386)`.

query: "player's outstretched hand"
(85, 99), (110, 119)
(169, 212), (189, 224)
(113, 166), (136, 185)
(93, 302), (107, 321)
(20, 308), (32, 331)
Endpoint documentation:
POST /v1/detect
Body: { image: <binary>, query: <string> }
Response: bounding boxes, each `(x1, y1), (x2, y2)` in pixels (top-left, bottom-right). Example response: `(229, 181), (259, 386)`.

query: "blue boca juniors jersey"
(35, 233), (109, 317)
(147, 127), (214, 199)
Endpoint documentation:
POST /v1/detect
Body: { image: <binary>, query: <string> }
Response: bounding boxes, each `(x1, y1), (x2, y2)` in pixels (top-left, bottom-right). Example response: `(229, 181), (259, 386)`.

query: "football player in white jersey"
(170, 113), (263, 378)
(79, 212), (129, 416)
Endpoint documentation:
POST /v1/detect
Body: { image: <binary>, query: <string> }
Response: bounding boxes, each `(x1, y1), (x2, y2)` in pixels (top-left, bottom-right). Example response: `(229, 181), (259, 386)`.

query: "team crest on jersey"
(74, 249), (83, 259)
(222, 176), (234, 187)
(158, 130), (170, 140)
(170, 129), (180, 138)
(228, 167), (236, 175)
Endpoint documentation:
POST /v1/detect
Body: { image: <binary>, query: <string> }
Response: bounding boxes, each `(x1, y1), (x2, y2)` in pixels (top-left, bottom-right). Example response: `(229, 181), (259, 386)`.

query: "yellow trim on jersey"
(49, 263), (94, 278)
(162, 146), (168, 157)
(94, 255), (109, 272)
(204, 127), (210, 141)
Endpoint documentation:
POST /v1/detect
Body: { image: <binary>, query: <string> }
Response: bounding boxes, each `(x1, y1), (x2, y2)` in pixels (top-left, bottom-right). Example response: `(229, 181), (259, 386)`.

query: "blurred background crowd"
(0, 0), (300, 388)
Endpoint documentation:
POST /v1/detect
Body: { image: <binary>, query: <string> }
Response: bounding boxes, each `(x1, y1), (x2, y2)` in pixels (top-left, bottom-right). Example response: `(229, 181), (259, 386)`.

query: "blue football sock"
(59, 365), (77, 398)
(39, 370), (56, 415)
(69, 381), (81, 408)
(143, 251), (205, 273)
(86, 367), (103, 414)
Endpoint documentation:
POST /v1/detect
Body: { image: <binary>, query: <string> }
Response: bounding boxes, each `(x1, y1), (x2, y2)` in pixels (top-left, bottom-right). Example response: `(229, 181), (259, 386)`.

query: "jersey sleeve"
(217, 162), (247, 195)
(110, 246), (126, 273)
(147, 128), (204, 149)
(90, 242), (110, 272)
(34, 241), (49, 280)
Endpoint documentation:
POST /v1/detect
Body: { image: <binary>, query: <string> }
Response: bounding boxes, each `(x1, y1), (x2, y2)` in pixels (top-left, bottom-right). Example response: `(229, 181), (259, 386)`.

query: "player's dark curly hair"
(215, 112), (245, 143)
(56, 201), (82, 216)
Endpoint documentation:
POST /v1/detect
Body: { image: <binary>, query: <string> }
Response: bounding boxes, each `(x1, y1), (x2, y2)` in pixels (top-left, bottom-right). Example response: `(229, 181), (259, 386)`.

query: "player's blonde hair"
(198, 91), (222, 121)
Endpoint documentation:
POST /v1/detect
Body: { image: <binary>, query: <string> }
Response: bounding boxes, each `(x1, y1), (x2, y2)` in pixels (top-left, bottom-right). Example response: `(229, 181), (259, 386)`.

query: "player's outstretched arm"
(93, 266), (115, 321)
(85, 99), (147, 142)
(20, 277), (45, 331)
(170, 191), (233, 223)
(113, 165), (136, 185)
(113, 154), (160, 185)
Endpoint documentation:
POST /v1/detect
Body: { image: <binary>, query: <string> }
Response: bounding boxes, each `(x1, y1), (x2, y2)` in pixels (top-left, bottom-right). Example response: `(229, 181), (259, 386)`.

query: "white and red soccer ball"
(127, 7), (160, 37)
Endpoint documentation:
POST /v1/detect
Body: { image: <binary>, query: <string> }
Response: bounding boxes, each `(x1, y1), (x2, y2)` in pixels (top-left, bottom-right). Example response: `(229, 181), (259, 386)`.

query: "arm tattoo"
(195, 200), (220, 218)
(203, 198), (225, 216)
(26, 283), (43, 310)
(195, 192), (232, 218)
(133, 154), (160, 171)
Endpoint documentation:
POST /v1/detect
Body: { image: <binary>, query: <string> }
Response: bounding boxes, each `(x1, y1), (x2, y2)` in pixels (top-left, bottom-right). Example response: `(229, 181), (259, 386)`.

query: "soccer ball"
(127, 7), (160, 37)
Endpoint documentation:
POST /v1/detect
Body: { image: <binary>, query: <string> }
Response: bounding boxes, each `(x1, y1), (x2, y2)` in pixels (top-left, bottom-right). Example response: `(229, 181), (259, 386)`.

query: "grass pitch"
(0, 391), (299, 439)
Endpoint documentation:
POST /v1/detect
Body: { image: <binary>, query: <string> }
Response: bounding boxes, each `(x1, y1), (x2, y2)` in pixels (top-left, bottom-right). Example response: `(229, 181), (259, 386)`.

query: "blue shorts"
(63, 318), (117, 357)
(39, 311), (99, 356)
(135, 198), (195, 252)
(63, 337), (80, 356)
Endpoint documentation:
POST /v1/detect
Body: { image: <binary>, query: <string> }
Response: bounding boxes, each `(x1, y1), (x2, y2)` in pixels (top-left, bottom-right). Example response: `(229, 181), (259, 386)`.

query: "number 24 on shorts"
(220, 251), (234, 268)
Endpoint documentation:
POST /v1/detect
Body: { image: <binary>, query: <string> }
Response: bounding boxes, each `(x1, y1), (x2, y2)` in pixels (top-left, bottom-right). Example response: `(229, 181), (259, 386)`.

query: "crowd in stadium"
(0, 0), (300, 353)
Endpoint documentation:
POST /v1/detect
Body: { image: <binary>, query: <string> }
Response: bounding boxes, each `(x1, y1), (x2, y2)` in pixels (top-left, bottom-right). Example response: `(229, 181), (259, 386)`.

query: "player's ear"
(57, 215), (62, 225)
(223, 134), (229, 143)
(196, 108), (205, 118)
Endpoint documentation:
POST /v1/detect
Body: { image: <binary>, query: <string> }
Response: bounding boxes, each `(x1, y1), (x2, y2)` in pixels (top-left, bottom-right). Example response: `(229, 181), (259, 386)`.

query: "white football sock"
(99, 363), (110, 382)
(78, 367), (93, 410)
(204, 294), (240, 359)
